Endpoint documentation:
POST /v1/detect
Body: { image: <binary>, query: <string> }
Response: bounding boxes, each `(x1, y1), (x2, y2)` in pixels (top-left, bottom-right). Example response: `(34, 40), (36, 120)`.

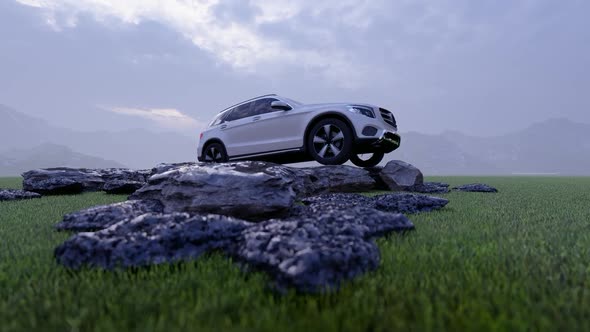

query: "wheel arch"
(200, 138), (227, 158)
(303, 112), (357, 152)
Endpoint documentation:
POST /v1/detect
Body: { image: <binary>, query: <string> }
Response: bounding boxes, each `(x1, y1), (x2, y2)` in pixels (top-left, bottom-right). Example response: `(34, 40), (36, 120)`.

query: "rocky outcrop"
(0, 189), (42, 201)
(453, 183), (498, 193)
(55, 213), (252, 269)
(130, 162), (296, 220)
(55, 207), (413, 293)
(55, 200), (164, 232)
(379, 160), (424, 191)
(22, 168), (105, 194)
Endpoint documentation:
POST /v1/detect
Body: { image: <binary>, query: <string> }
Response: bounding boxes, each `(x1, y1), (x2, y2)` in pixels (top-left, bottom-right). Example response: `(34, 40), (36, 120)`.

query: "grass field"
(1, 176), (590, 331)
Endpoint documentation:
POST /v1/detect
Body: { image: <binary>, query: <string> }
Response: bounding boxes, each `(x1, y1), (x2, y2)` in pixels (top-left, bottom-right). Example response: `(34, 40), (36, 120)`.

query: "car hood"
(297, 102), (378, 110)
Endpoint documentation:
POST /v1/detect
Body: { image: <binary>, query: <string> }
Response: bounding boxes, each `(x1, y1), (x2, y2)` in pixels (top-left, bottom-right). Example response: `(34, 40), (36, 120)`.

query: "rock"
(408, 182), (450, 194)
(55, 213), (252, 269)
(99, 168), (151, 183)
(453, 183), (498, 193)
(373, 193), (449, 214)
(301, 193), (375, 211)
(55, 200), (164, 232)
(379, 160), (423, 191)
(98, 168), (150, 194)
(103, 180), (145, 194)
(21, 167), (151, 195)
(22, 168), (105, 195)
(130, 161), (296, 220)
(300, 192), (448, 215)
(0, 189), (42, 201)
(299, 166), (377, 195)
(230, 207), (413, 292)
(150, 162), (201, 176)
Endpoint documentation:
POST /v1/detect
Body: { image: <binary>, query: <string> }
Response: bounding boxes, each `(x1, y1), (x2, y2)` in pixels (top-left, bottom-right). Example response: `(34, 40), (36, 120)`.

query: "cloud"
(105, 106), (203, 130)
(14, 0), (562, 89)
(13, 0), (386, 87)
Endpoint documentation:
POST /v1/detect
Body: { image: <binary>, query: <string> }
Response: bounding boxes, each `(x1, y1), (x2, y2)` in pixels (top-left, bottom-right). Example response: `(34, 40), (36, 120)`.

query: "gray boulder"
(453, 183), (498, 193)
(231, 207), (413, 292)
(379, 160), (424, 191)
(0, 189), (41, 201)
(55, 213), (252, 269)
(55, 200), (163, 232)
(373, 193), (449, 214)
(299, 165), (377, 195)
(22, 168), (105, 194)
(130, 161), (296, 220)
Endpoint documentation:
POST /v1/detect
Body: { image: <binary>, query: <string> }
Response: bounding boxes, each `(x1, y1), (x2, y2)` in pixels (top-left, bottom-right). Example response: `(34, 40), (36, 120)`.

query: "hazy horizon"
(1, 0), (589, 138)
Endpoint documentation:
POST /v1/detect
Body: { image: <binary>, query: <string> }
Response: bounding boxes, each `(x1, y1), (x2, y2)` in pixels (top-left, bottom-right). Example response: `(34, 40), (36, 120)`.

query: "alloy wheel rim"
(313, 124), (344, 158)
(205, 146), (222, 162)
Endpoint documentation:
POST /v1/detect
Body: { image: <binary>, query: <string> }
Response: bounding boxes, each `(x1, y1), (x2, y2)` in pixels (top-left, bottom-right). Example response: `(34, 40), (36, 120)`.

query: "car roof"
(219, 94), (279, 113)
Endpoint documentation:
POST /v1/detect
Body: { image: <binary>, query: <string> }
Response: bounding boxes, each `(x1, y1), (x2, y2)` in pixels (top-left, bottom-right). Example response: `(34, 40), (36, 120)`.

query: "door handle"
(220, 124), (227, 129)
(252, 116), (261, 121)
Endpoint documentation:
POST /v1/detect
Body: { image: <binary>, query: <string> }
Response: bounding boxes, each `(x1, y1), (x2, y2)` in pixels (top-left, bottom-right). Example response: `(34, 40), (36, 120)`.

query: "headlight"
(347, 106), (375, 118)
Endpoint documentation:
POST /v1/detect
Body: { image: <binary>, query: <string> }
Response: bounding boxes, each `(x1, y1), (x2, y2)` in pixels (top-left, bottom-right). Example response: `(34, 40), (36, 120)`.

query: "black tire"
(306, 118), (353, 165)
(349, 152), (385, 168)
(202, 142), (228, 163)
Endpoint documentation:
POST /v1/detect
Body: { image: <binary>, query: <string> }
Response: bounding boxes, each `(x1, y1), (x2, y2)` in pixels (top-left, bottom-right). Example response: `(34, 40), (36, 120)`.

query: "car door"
(219, 101), (259, 157)
(245, 98), (308, 153)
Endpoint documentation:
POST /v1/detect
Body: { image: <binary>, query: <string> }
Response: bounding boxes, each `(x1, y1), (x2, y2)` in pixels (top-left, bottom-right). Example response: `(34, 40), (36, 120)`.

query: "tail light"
(199, 132), (203, 140)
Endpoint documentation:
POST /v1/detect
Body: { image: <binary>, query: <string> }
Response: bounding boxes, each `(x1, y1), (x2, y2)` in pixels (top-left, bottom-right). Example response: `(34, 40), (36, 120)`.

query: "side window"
(251, 98), (279, 116)
(224, 102), (255, 122)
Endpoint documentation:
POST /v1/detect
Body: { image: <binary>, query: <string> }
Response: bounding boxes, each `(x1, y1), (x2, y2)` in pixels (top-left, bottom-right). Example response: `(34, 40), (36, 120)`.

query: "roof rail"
(219, 94), (278, 113)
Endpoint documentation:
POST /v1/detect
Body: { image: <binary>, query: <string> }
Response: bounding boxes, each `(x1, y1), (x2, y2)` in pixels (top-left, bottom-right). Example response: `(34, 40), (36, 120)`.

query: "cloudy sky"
(1, 0), (589, 136)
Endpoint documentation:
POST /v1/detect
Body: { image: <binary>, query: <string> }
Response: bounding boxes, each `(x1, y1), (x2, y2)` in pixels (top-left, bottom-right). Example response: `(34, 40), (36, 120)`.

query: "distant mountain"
(387, 118), (590, 175)
(2, 104), (589, 175)
(0, 104), (197, 169)
(0, 143), (125, 176)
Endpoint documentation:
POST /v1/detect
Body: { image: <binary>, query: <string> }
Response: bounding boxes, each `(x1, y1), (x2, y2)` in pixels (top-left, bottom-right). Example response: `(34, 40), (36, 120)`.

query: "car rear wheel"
(307, 118), (353, 165)
(202, 142), (228, 163)
(349, 152), (384, 168)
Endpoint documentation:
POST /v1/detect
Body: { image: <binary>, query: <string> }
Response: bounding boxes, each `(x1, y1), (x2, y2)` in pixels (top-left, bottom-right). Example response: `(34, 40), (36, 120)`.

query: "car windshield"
(208, 112), (226, 127)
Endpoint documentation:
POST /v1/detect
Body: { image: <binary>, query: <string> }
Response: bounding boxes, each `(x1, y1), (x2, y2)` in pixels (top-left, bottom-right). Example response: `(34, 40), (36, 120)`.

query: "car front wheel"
(307, 118), (353, 165)
(202, 142), (228, 163)
(349, 152), (385, 168)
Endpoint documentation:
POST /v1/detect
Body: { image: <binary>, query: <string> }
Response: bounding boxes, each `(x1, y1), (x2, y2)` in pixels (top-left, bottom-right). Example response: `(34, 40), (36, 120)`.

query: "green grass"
(2, 176), (590, 331)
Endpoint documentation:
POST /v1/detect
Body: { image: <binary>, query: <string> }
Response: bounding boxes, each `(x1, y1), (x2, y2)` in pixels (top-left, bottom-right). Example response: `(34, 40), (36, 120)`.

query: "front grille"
(379, 108), (397, 128)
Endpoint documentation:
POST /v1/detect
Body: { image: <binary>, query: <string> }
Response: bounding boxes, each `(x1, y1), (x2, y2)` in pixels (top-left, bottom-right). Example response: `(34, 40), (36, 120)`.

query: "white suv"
(197, 94), (401, 167)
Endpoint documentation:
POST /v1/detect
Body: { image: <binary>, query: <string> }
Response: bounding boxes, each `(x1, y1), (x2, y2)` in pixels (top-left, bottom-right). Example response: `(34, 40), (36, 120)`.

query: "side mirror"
(271, 100), (292, 111)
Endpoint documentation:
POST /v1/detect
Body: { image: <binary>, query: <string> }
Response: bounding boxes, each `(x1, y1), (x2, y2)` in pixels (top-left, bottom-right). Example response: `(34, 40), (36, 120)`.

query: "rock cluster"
(29, 159), (497, 293)
(0, 189), (41, 201)
(52, 160), (452, 293)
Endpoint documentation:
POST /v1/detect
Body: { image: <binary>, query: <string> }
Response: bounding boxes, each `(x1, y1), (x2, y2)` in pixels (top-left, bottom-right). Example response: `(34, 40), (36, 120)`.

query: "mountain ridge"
(2, 105), (589, 175)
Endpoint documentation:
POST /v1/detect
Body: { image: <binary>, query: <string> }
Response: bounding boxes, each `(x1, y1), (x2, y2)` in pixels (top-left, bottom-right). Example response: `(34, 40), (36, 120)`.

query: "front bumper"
(354, 130), (401, 154)
(373, 131), (401, 153)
